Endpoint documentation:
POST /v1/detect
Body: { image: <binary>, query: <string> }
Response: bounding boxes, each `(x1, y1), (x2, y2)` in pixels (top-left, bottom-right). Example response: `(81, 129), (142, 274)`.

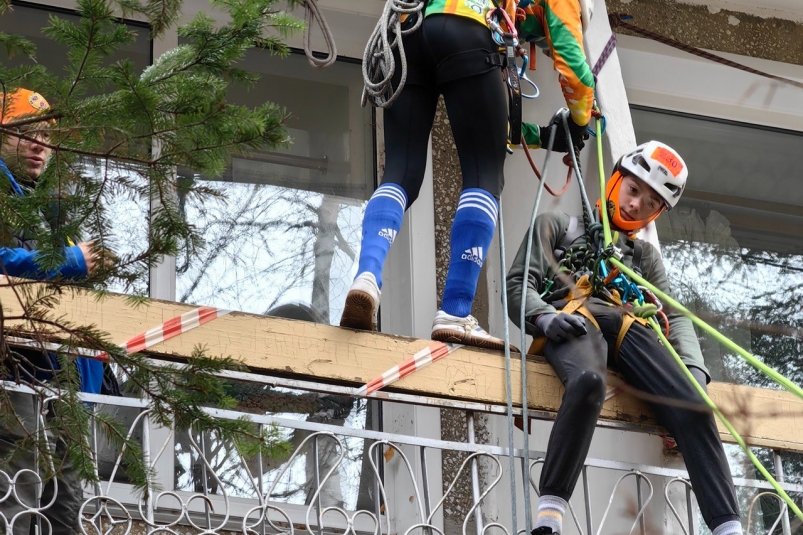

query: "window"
(632, 107), (803, 389)
(173, 49), (377, 510)
(633, 105), (803, 534)
(175, 51), (374, 324)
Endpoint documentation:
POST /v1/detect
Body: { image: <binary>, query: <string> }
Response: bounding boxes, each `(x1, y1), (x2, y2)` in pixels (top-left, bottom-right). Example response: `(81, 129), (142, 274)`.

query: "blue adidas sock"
(356, 183), (408, 288)
(441, 188), (498, 317)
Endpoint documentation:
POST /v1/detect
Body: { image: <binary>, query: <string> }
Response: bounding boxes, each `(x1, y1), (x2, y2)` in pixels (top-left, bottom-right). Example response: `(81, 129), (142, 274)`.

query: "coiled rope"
(361, 0), (426, 108)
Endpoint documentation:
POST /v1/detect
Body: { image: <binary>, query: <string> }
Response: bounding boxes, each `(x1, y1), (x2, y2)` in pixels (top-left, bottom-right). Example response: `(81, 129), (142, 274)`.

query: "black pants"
(540, 304), (740, 530)
(383, 15), (508, 205)
(0, 392), (83, 534)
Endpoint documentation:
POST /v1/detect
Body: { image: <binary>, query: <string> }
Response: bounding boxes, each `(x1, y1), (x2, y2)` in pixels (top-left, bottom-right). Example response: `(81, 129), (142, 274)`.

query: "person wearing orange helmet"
(0, 87), (108, 534)
(506, 141), (742, 535)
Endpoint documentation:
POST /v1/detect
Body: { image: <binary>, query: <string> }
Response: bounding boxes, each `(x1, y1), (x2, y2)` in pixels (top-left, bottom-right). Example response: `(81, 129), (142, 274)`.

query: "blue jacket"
(1, 159), (103, 393)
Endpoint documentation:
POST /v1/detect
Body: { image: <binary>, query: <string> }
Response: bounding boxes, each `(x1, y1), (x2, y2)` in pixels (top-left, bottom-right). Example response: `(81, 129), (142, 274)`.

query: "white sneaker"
(340, 272), (380, 331)
(431, 310), (508, 351)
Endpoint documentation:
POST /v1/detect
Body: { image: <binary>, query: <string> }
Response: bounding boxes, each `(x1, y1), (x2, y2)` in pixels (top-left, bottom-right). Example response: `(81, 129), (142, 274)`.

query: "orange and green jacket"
(424, 0), (595, 129)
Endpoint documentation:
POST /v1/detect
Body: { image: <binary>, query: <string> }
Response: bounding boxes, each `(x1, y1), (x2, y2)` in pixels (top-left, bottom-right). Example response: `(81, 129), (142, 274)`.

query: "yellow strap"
(614, 310), (649, 357)
(527, 274), (600, 356)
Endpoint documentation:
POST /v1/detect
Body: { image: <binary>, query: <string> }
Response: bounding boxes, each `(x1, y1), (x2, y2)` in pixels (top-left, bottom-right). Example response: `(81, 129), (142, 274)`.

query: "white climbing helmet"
(580, 0), (594, 29)
(615, 140), (688, 209)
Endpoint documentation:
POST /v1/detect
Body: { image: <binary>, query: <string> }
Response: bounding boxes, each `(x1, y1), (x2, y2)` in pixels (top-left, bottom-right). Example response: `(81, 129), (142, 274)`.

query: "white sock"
(712, 520), (743, 535)
(534, 495), (567, 533)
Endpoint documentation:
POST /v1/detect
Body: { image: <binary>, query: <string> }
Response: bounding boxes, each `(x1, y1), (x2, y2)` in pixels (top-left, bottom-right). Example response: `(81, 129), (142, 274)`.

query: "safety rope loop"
(520, 137), (572, 197)
(594, 115), (614, 248)
(300, 0), (338, 68)
(517, 114), (565, 535)
(361, 0), (426, 108)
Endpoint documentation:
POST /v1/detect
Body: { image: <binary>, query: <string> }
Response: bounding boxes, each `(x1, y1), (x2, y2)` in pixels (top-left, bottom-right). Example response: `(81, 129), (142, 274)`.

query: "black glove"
(535, 312), (588, 342)
(539, 116), (589, 153)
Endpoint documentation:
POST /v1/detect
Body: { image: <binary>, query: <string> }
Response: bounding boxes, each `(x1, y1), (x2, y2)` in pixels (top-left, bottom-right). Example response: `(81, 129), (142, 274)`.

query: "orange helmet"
(604, 141), (688, 232)
(1, 88), (50, 124)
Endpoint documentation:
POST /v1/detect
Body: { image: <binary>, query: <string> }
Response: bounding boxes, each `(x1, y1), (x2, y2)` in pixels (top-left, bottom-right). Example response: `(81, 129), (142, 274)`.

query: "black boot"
(531, 528), (557, 535)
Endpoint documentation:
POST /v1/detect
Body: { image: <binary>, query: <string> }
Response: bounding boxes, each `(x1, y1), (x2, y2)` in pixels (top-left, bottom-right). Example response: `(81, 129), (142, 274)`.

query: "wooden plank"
(2, 286), (802, 452)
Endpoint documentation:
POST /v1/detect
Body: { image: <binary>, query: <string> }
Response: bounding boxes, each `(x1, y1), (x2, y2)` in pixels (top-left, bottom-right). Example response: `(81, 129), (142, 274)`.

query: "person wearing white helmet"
(506, 141), (742, 535)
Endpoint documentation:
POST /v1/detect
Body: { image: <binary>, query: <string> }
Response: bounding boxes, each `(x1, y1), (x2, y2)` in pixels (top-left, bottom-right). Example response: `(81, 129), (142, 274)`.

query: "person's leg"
(340, 27), (438, 331)
(38, 436), (83, 535)
(0, 391), (45, 535)
(617, 324), (741, 533)
(427, 16), (509, 348)
(535, 325), (608, 533)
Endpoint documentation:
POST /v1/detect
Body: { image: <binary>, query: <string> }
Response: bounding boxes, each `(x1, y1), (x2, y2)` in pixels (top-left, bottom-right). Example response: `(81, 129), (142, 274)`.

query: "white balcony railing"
(1, 364), (800, 535)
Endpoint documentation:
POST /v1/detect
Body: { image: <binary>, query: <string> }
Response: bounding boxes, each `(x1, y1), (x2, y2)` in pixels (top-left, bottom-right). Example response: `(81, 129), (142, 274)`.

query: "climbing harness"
(361, 0), (426, 108)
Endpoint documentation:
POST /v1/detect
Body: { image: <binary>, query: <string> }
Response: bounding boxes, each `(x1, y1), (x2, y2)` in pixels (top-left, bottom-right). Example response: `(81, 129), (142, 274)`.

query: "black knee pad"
(568, 370), (607, 406)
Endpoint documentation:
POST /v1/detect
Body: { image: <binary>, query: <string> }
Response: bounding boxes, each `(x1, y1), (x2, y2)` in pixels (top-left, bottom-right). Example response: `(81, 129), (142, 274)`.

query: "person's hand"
(535, 312), (588, 342)
(539, 116), (589, 153)
(77, 241), (116, 274)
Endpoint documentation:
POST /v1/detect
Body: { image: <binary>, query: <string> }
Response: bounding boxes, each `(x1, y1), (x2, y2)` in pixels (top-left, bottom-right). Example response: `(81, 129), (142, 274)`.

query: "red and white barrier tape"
(357, 341), (462, 397)
(96, 306), (230, 361)
(6, 306), (230, 362)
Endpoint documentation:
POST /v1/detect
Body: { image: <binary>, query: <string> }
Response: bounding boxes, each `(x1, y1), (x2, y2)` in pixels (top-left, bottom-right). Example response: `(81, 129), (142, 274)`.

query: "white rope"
(361, 0), (426, 108)
(300, 0), (338, 68)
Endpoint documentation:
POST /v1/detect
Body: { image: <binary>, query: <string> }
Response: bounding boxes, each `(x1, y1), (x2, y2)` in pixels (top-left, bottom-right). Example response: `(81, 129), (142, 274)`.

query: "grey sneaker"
(430, 310), (507, 351)
(340, 272), (380, 331)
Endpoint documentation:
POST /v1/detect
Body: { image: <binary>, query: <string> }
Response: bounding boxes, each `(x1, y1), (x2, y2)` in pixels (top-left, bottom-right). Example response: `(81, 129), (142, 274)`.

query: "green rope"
(648, 316), (803, 523)
(595, 117), (613, 247)
(610, 258), (803, 402)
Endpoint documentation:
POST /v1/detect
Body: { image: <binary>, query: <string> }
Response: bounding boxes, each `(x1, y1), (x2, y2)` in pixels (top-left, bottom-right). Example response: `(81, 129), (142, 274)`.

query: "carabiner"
(515, 55), (539, 98)
(496, 6), (519, 40)
(520, 73), (540, 99)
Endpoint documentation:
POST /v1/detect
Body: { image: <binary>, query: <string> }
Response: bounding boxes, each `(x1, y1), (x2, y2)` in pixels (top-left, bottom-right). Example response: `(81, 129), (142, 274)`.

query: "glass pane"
(632, 107), (803, 389)
(176, 51), (374, 323)
(0, 4), (150, 72)
(176, 182), (364, 320)
(81, 159), (150, 294)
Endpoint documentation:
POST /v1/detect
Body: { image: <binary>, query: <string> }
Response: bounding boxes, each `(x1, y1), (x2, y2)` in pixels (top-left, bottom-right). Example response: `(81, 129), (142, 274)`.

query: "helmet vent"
(635, 156), (651, 173)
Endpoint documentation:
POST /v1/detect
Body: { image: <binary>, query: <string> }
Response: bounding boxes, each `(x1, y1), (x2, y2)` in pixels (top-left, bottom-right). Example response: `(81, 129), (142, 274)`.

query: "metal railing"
(0, 368), (800, 535)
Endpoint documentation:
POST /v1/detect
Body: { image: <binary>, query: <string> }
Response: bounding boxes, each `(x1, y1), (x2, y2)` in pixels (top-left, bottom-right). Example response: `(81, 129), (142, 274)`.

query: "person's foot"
(531, 527), (557, 535)
(340, 272), (380, 331)
(430, 310), (507, 350)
